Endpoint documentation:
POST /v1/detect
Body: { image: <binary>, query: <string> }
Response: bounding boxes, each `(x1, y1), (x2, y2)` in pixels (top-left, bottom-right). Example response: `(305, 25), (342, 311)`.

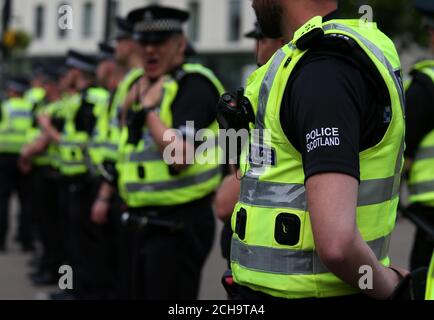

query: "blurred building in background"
(0, 0), (431, 89)
(3, 0), (258, 90)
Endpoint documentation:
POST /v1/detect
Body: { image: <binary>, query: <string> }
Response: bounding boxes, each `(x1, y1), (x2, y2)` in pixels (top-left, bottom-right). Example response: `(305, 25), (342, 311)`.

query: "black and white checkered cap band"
(134, 19), (183, 33)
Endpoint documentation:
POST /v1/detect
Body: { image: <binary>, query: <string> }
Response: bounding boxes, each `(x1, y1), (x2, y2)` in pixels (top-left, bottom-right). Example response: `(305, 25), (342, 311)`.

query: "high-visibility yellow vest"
(0, 97), (34, 154)
(86, 88), (111, 171)
(407, 60), (434, 207)
(103, 68), (144, 163)
(117, 64), (224, 208)
(30, 99), (67, 169)
(57, 93), (84, 176)
(57, 87), (109, 176)
(25, 87), (46, 111)
(231, 17), (405, 299)
(25, 87), (51, 166)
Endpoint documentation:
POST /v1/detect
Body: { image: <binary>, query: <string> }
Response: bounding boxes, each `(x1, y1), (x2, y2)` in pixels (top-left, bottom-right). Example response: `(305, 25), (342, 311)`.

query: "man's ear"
(178, 35), (188, 54)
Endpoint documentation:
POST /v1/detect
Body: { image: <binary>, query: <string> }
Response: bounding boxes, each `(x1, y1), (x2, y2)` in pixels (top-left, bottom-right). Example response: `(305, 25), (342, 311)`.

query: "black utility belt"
(123, 209), (184, 232)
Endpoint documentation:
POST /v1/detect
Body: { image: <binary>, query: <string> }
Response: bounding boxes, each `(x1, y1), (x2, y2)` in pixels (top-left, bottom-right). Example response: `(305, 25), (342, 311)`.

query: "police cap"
(114, 17), (134, 40)
(127, 5), (189, 44)
(65, 50), (97, 74)
(98, 42), (115, 61)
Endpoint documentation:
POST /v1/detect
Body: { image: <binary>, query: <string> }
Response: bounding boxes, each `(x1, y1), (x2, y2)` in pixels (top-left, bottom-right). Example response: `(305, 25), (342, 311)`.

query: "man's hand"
(18, 156), (32, 174)
(389, 264), (410, 279)
(141, 76), (165, 109)
(213, 169), (241, 222)
(121, 79), (150, 125)
(91, 198), (110, 225)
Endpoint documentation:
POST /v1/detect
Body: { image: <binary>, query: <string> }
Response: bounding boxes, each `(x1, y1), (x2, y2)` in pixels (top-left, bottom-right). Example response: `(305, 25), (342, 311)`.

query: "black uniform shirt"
(279, 12), (391, 182)
(170, 70), (219, 137)
(405, 71), (434, 159)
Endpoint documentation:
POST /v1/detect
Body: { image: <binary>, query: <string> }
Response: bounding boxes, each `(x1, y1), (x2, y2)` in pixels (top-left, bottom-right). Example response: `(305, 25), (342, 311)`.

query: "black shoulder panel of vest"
(305, 34), (390, 106)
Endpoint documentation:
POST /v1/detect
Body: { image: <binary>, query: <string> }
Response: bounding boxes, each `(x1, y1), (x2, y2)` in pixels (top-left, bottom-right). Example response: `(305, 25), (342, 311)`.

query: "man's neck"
(282, 1), (338, 42)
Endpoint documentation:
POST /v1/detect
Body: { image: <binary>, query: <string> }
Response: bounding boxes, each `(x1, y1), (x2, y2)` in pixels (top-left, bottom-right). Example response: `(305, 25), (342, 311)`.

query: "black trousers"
(32, 166), (64, 274)
(126, 195), (215, 300)
(0, 153), (34, 247)
(65, 175), (116, 299)
(409, 205), (434, 271)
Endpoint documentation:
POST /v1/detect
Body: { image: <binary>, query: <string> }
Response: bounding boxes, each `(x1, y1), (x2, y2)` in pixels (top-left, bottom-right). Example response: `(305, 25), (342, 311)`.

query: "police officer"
(56, 50), (111, 299)
(96, 42), (121, 93)
(91, 17), (144, 299)
(229, 0), (408, 300)
(0, 78), (34, 252)
(116, 5), (224, 299)
(215, 22), (284, 269)
(20, 66), (64, 285)
(245, 22), (285, 67)
(27, 59), (81, 300)
(405, 0), (434, 271)
(91, 17), (144, 227)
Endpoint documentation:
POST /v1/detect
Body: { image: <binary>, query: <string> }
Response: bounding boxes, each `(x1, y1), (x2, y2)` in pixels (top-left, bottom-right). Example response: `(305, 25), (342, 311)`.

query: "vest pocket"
(235, 208), (247, 240)
(274, 212), (301, 247)
(137, 165), (146, 179)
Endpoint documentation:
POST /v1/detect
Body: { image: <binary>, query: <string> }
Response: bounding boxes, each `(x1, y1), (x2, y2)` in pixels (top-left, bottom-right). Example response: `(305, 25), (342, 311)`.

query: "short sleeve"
(281, 56), (371, 182)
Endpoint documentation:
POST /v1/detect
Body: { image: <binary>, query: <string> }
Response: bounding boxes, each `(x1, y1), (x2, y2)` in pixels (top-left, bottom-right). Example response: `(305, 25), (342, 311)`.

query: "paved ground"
(0, 196), (416, 300)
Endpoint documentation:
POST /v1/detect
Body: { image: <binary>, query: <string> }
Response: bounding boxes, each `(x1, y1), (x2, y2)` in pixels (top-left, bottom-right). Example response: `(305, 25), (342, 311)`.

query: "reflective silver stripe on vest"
(240, 177), (306, 210)
(255, 49), (288, 130)
(358, 174), (400, 206)
(239, 174), (400, 209)
(415, 146), (434, 161)
(129, 150), (162, 162)
(231, 234), (390, 275)
(60, 141), (86, 148)
(409, 181), (434, 196)
(89, 142), (117, 150)
(9, 110), (32, 118)
(126, 167), (220, 193)
(0, 128), (28, 135)
(323, 23), (405, 113)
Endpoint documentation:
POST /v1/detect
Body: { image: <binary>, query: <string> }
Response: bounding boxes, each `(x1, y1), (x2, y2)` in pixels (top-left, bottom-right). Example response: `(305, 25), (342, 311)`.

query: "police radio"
(217, 87), (255, 132)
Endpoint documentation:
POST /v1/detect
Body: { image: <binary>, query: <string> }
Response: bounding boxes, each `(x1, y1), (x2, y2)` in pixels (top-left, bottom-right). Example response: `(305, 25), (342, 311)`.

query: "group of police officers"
(0, 0), (433, 300)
